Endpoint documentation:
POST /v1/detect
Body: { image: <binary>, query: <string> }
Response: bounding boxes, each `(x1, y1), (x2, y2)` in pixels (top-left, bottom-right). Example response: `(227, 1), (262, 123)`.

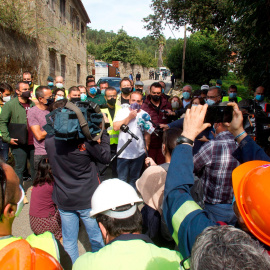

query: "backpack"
(44, 100), (105, 141)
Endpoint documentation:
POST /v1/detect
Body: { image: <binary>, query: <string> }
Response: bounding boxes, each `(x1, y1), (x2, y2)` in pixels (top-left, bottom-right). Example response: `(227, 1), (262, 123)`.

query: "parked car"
(97, 77), (121, 93)
(95, 62), (108, 68)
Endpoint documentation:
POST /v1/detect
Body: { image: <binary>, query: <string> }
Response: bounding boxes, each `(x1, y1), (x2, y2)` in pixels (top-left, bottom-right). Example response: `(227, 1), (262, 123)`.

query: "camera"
(204, 106), (233, 124)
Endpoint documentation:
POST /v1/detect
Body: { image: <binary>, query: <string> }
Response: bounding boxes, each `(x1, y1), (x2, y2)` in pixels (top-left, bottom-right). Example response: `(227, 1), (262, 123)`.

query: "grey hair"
(190, 226), (270, 270)
(209, 86), (222, 96)
(183, 85), (192, 91)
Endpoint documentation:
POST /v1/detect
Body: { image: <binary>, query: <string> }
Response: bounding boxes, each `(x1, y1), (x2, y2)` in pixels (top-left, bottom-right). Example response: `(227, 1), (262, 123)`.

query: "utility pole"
(181, 24), (187, 83)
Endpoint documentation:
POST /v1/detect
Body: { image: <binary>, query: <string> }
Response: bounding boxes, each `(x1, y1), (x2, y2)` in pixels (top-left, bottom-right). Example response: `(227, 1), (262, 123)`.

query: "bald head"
(254, 86), (265, 97)
(55, 76), (64, 84)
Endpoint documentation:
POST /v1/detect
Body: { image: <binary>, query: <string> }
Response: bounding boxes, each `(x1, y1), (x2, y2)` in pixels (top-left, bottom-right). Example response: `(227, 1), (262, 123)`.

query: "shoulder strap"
(65, 101), (104, 142)
(159, 163), (170, 172)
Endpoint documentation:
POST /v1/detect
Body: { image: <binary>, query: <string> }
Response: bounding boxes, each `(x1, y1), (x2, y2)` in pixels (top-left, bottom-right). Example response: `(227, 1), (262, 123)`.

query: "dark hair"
(23, 71), (33, 79)
(193, 89), (202, 97)
(229, 85), (237, 91)
(150, 82), (162, 92)
(105, 87), (117, 96)
(16, 81), (29, 91)
(201, 89), (208, 95)
(86, 79), (95, 87)
(54, 88), (66, 97)
(68, 86), (79, 94)
(99, 80), (109, 87)
(96, 205), (142, 237)
(35, 86), (50, 100)
(187, 97), (205, 109)
(0, 160), (16, 221)
(0, 83), (13, 93)
(86, 75), (95, 83)
(209, 86), (222, 96)
(33, 158), (54, 187)
(120, 77), (131, 87)
(162, 128), (182, 156)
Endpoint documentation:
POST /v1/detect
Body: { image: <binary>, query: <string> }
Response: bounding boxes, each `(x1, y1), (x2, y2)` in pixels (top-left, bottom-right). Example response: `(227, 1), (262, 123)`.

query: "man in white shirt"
(113, 91), (150, 188)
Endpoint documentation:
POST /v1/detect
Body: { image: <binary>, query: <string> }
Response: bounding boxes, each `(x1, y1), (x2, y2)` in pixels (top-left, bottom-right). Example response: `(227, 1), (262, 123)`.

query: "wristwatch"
(176, 135), (194, 146)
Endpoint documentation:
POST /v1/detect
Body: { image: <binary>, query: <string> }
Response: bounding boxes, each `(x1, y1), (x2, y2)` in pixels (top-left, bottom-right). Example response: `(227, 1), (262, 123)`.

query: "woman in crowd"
(136, 128), (182, 249)
(29, 158), (62, 240)
(54, 88), (66, 101)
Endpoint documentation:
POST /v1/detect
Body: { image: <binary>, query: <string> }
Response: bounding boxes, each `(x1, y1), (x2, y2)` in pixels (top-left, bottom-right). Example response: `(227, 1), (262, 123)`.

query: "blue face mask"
(101, 89), (106, 96)
(90, 87), (97, 95)
(56, 96), (64, 101)
(216, 85), (221, 88)
(256, 95), (264, 102)
(81, 93), (87, 101)
(192, 104), (198, 107)
(182, 92), (191, 100)
(206, 99), (216, 106)
(229, 93), (237, 99)
(48, 82), (54, 87)
(162, 88), (165, 94)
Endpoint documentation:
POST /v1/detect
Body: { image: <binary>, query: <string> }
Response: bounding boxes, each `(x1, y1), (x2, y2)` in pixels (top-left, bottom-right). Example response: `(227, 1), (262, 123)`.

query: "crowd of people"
(0, 71), (269, 269)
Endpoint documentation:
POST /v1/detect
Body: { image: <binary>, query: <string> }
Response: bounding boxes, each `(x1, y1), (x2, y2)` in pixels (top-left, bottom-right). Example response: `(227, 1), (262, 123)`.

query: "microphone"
(120, 124), (139, 140)
(142, 113), (158, 128)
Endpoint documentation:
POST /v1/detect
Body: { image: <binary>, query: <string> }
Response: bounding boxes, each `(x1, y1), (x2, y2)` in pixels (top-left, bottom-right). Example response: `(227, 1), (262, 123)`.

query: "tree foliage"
(144, 0), (270, 90)
(86, 28), (177, 68)
(167, 31), (230, 84)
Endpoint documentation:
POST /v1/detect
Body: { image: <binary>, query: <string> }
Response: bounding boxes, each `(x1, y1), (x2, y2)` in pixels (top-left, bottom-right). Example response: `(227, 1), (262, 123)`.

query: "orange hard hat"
(232, 160), (270, 246)
(0, 239), (63, 270)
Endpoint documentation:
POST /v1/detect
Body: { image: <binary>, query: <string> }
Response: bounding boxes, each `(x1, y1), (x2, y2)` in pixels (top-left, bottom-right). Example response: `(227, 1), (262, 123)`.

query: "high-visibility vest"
(0, 232), (59, 261)
(222, 96), (242, 103)
(101, 105), (121, 145)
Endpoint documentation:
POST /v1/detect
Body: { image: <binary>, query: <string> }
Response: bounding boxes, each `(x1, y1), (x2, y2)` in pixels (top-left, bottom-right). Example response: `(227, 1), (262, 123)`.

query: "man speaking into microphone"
(113, 91), (151, 188)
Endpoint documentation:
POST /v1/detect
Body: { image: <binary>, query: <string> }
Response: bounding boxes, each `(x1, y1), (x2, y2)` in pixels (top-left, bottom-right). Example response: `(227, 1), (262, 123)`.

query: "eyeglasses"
(207, 95), (219, 99)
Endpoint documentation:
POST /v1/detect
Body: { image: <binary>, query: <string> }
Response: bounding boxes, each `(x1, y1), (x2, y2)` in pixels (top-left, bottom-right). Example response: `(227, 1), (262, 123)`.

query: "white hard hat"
(90, 179), (143, 219)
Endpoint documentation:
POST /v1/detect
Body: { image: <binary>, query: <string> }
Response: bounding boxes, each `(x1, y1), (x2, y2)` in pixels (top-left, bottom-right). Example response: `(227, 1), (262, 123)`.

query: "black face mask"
(107, 98), (116, 106)
(122, 88), (131, 94)
(151, 95), (161, 102)
(45, 97), (55, 106)
(70, 98), (81, 103)
(21, 90), (31, 99)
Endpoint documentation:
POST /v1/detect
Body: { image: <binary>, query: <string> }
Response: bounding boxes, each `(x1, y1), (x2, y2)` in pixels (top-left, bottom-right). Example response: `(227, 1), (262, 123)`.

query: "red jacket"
(142, 95), (172, 148)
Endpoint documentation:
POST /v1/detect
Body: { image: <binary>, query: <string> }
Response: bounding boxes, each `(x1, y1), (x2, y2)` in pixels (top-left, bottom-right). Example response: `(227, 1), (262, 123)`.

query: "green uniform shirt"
(87, 94), (106, 106)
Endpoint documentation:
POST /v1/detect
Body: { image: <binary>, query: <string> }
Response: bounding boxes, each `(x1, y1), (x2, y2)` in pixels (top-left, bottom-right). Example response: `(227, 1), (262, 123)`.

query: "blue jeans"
(59, 208), (104, 264)
(204, 202), (237, 225)
(117, 153), (145, 189)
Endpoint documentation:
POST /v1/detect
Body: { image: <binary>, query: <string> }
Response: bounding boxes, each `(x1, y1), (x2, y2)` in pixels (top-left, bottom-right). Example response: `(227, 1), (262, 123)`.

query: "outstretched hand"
(181, 104), (211, 141)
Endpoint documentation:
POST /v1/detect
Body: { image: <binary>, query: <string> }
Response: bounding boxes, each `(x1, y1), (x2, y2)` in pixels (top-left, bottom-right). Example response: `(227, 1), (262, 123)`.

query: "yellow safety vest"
(0, 232), (59, 261)
(101, 105), (121, 145)
(222, 96), (242, 103)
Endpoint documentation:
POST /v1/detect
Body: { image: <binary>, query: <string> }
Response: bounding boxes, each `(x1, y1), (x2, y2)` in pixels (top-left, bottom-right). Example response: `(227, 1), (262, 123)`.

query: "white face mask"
(3, 96), (11, 102)
(15, 185), (25, 217)
(55, 83), (64, 89)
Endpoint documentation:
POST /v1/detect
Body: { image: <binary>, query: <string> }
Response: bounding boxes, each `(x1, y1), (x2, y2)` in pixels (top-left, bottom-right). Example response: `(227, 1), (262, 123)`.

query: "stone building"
(0, 0), (90, 88)
(33, 0), (90, 87)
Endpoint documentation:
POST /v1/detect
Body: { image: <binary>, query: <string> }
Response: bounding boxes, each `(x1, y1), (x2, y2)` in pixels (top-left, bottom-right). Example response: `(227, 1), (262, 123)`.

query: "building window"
(60, 0), (66, 23)
(51, 0), (55, 10)
(77, 64), (80, 84)
(49, 49), (56, 78)
(61, 55), (66, 80)
(81, 23), (85, 42)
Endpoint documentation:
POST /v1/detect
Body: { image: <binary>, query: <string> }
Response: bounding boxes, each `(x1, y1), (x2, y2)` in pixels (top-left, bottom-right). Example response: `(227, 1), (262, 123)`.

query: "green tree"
(144, 0), (270, 90)
(167, 31), (230, 84)
(101, 29), (138, 64)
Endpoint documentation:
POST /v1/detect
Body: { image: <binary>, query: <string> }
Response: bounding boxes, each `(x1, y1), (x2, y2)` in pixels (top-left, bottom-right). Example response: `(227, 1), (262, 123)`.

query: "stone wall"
(0, 25), (38, 88)
(0, 0), (89, 89)
(118, 62), (155, 81)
